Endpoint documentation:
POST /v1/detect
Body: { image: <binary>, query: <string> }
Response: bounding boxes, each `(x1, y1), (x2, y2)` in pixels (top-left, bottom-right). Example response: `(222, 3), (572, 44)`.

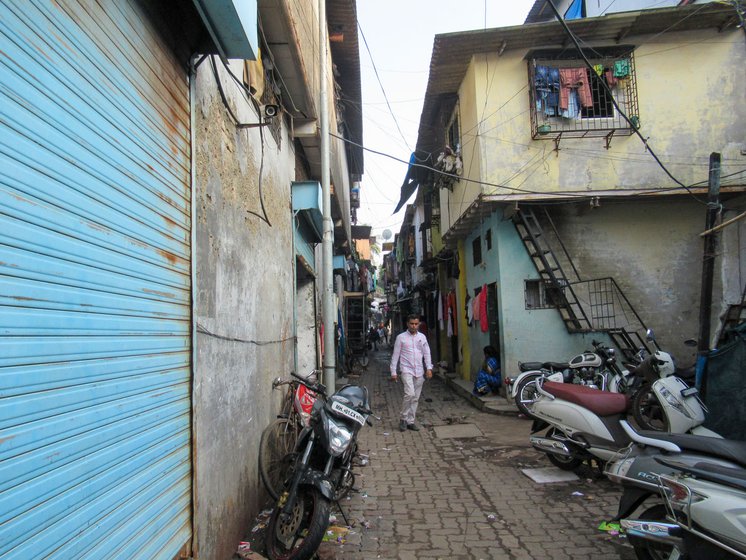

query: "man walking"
(390, 314), (433, 432)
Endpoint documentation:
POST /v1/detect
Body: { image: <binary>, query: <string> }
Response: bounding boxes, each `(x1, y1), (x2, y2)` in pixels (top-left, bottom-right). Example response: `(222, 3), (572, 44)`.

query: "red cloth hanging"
(479, 284), (489, 333)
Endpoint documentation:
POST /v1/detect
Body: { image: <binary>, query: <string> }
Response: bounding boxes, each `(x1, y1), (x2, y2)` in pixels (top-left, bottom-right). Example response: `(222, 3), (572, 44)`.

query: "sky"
(354, 0), (537, 256)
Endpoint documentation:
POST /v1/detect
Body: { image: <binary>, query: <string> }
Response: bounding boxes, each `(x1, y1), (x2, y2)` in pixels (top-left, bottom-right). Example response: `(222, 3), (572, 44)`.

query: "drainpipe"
(319, 0), (335, 389)
(696, 152), (721, 390)
(292, 212), (299, 375)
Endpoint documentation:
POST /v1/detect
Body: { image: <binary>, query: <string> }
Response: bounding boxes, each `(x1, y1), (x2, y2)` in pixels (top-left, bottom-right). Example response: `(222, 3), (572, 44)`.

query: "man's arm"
(422, 334), (433, 377)
(390, 335), (401, 377)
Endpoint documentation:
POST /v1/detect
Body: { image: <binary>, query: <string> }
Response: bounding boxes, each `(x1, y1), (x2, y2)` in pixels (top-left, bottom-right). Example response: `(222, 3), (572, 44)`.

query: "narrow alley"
(242, 347), (636, 560)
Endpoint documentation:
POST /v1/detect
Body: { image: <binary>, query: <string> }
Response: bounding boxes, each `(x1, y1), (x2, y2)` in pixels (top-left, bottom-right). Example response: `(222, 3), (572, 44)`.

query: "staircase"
(513, 206), (653, 359)
(513, 207), (591, 332)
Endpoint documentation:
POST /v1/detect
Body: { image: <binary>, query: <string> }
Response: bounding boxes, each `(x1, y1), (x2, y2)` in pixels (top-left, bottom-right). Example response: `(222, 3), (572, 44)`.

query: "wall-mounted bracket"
(553, 132), (563, 152)
(604, 130), (616, 150)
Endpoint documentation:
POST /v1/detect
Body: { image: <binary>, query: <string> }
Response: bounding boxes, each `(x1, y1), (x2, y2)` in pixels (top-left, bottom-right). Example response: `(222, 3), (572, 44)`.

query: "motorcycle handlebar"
(291, 370), (327, 397)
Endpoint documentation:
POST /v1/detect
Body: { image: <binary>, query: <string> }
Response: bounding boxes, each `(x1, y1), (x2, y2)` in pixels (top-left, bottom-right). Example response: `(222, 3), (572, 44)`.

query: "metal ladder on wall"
(513, 207), (652, 360)
(512, 207), (591, 332)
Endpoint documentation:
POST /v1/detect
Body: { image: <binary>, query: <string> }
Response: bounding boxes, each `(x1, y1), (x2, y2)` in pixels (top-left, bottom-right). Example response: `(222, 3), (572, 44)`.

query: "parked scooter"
(265, 372), (373, 560)
(507, 339), (630, 416)
(605, 421), (746, 559)
(629, 332), (700, 432)
(527, 366), (719, 470)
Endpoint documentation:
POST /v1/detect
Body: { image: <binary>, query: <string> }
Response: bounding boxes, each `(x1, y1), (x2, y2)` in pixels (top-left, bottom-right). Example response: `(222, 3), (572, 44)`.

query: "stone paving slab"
(433, 423), (483, 439)
(239, 348), (636, 560)
(521, 467), (580, 483)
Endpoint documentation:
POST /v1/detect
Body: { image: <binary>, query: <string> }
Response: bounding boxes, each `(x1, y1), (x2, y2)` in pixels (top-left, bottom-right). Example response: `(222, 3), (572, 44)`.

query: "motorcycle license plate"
(331, 400), (366, 426)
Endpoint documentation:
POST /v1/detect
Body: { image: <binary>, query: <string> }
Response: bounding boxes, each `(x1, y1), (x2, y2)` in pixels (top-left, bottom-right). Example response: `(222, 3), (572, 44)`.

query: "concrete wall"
(193, 60), (296, 560)
(547, 198), (705, 362)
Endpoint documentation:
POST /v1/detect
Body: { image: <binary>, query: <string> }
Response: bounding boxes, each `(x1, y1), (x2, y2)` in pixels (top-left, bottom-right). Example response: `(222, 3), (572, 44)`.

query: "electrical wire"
(357, 19), (412, 152)
(331, 131), (746, 202)
(544, 0), (709, 204)
(197, 322), (295, 345)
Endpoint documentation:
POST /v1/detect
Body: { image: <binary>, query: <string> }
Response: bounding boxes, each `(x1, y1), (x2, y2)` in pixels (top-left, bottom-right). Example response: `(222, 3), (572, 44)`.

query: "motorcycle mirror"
(646, 328), (655, 341)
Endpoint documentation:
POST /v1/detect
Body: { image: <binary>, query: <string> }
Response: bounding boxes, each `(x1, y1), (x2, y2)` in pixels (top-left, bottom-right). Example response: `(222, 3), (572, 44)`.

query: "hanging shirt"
(390, 330), (433, 378)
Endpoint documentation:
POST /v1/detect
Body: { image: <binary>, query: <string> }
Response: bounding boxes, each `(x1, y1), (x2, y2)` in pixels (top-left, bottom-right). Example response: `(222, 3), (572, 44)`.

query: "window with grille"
(528, 47), (639, 142)
(525, 280), (563, 309)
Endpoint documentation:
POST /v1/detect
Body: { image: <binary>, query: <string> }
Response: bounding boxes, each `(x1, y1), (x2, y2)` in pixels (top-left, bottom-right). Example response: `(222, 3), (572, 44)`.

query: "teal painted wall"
(463, 207), (608, 383)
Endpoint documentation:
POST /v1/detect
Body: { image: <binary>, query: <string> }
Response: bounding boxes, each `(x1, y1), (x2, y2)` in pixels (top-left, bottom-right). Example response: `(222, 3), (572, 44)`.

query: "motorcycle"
(606, 422), (746, 559)
(506, 339), (631, 416)
(265, 372), (373, 560)
(527, 361), (719, 471)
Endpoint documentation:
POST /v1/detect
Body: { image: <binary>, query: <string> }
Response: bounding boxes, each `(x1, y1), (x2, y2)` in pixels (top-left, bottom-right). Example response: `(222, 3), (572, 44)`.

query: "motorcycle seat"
(640, 430), (746, 468)
(543, 381), (629, 416)
(519, 361), (568, 372)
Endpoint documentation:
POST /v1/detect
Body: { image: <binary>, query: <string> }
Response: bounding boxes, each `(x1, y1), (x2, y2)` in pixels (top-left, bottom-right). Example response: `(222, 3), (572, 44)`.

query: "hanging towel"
(479, 284), (489, 333)
(471, 294), (480, 327)
(465, 294), (474, 326)
(613, 59), (630, 78)
(446, 305), (453, 338)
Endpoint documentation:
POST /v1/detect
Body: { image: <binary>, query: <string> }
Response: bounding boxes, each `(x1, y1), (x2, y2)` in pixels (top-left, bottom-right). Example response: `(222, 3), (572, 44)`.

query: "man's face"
(407, 319), (420, 334)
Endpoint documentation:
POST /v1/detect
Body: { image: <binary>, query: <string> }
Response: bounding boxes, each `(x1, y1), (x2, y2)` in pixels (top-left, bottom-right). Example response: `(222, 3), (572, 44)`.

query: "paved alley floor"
(242, 348), (636, 560)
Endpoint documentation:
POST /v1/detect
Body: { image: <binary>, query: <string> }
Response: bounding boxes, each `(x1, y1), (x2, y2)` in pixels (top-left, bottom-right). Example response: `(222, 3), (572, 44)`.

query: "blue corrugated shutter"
(0, 1), (192, 558)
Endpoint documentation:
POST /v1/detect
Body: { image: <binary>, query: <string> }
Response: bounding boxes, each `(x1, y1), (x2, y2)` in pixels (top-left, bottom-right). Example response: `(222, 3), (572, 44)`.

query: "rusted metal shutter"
(0, 1), (192, 558)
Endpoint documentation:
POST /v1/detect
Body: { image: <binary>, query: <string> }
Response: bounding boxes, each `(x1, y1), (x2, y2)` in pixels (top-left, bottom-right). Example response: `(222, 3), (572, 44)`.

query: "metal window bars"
(529, 53), (639, 148)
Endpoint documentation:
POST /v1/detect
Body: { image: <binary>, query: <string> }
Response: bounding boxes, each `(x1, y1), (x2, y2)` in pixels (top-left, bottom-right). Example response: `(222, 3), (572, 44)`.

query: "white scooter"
(507, 340), (628, 416)
(604, 421), (746, 559)
(527, 364), (720, 470)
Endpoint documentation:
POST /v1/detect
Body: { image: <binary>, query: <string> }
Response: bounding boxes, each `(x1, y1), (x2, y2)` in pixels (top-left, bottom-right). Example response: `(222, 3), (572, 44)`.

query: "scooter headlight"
(327, 418), (353, 455)
(659, 386), (693, 419)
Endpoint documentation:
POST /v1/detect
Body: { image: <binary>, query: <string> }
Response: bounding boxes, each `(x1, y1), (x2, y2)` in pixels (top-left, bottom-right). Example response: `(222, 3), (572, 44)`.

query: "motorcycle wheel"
(259, 418), (300, 500)
(633, 386), (670, 432)
(265, 487), (331, 560)
(544, 427), (583, 471)
(514, 374), (541, 416)
(628, 504), (676, 560)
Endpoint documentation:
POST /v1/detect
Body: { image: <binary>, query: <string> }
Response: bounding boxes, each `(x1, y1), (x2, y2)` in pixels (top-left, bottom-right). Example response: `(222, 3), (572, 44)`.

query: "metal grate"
(528, 52), (639, 144)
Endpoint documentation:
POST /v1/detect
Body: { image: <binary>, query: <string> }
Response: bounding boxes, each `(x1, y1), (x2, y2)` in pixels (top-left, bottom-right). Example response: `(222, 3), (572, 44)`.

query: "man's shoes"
(407, 423), (420, 431)
(399, 420), (407, 432)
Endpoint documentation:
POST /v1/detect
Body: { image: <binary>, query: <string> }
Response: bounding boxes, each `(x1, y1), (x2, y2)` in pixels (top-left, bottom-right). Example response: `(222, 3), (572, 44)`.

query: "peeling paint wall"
(192, 59), (296, 560)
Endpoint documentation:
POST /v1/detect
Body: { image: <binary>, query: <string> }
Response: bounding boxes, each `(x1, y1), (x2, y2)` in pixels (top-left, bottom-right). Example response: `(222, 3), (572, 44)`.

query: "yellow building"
(411, 4), (746, 386)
